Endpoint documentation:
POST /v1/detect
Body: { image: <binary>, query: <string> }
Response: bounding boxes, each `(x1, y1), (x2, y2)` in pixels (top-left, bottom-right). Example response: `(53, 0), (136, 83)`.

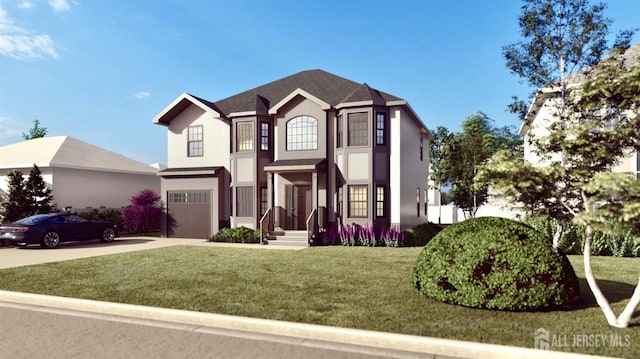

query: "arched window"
(287, 116), (317, 151)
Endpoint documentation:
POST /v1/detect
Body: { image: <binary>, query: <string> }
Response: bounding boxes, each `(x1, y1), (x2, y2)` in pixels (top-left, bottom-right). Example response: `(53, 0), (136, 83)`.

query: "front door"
(285, 185), (311, 230)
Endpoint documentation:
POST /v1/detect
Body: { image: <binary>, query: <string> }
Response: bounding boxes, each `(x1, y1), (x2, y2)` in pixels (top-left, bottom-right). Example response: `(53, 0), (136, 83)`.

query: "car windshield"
(15, 214), (54, 225)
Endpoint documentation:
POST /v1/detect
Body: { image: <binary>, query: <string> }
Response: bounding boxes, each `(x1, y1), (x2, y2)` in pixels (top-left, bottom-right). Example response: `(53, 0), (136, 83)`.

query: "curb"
(0, 290), (611, 359)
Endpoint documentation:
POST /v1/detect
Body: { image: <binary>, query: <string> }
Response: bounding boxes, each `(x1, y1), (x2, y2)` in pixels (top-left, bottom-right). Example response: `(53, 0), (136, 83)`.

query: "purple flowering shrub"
(121, 189), (162, 234)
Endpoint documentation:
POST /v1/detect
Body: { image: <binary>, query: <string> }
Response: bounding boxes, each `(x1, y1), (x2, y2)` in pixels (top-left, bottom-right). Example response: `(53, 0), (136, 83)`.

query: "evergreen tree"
(25, 164), (53, 215)
(2, 171), (29, 222)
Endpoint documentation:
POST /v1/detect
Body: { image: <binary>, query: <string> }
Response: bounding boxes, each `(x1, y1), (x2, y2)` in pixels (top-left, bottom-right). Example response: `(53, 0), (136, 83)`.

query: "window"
(348, 112), (368, 146)
(236, 186), (253, 217)
(376, 186), (385, 217)
(187, 125), (203, 157)
(376, 112), (386, 145)
(237, 122), (253, 152)
(287, 116), (317, 151)
(419, 133), (424, 161)
(424, 189), (428, 216)
(336, 115), (343, 148)
(260, 122), (270, 151)
(168, 192), (209, 203)
(169, 192), (186, 203)
(337, 186), (343, 218)
(348, 185), (368, 218)
(260, 187), (268, 216)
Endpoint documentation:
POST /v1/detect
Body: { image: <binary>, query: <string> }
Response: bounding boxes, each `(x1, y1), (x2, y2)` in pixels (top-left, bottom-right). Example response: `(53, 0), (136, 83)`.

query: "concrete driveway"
(0, 236), (303, 269)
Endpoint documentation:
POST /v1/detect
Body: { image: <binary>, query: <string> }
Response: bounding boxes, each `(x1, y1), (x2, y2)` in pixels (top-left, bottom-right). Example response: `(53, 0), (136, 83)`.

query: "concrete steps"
(266, 230), (308, 247)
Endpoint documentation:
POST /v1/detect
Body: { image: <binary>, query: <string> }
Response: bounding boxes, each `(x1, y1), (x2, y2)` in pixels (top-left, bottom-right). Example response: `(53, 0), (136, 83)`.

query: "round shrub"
(412, 217), (580, 311)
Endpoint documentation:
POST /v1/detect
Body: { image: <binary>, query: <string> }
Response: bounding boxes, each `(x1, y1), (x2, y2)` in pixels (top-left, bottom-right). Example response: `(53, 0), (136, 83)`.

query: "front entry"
(285, 185), (311, 230)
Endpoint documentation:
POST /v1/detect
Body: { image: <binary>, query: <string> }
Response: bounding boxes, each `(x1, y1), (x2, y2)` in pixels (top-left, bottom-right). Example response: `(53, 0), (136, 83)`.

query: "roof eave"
(152, 93), (226, 126)
(268, 88), (332, 115)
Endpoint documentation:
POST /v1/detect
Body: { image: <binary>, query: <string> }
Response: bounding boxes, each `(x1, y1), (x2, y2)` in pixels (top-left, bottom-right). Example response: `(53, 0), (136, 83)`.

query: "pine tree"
(25, 164), (53, 215)
(2, 171), (30, 222)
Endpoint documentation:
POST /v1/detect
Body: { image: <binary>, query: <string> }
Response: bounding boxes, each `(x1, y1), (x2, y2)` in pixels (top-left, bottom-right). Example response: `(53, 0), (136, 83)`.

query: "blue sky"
(1, 0), (639, 165)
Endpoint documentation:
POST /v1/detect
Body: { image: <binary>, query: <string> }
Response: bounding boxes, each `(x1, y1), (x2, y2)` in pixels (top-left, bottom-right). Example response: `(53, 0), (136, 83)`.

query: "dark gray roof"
(212, 69), (403, 115)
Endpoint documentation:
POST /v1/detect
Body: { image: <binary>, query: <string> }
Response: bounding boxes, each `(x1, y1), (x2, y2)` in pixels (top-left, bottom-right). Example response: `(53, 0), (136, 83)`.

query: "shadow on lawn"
(573, 278), (638, 310)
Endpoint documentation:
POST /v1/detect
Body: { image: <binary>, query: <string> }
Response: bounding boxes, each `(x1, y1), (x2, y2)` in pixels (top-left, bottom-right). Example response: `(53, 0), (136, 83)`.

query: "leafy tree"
(430, 112), (521, 218)
(428, 126), (453, 223)
(1, 171), (30, 222)
(482, 0), (639, 327)
(25, 164), (53, 215)
(502, 0), (635, 120)
(121, 189), (162, 234)
(22, 119), (48, 140)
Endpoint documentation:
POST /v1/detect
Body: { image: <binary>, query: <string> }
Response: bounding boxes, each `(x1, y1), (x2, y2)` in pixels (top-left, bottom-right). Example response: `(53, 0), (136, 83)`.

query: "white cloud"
(0, 4), (58, 60)
(18, 2), (34, 10)
(48, 0), (71, 13)
(134, 91), (151, 99)
(0, 116), (23, 141)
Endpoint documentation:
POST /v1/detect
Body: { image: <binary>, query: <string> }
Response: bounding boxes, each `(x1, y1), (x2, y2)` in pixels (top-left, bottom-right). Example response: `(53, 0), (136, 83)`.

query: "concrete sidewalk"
(0, 291), (607, 359)
(0, 236), (303, 269)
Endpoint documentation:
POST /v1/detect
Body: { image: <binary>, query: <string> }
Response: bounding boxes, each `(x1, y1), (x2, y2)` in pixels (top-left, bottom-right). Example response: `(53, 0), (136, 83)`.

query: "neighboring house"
(0, 136), (160, 212)
(153, 69), (431, 239)
(519, 43), (640, 177)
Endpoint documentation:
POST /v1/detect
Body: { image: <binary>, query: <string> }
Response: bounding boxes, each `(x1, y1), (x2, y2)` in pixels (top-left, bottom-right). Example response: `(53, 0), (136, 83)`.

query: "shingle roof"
(565, 43), (640, 85)
(213, 69), (403, 115)
(0, 136), (157, 175)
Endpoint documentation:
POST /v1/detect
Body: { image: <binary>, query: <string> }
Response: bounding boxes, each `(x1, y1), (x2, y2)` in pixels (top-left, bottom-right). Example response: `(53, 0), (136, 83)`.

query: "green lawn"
(0, 246), (638, 357)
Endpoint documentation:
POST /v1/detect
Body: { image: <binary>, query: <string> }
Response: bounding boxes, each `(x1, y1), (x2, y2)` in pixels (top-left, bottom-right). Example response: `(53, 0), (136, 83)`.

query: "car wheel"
(101, 228), (116, 242)
(41, 232), (60, 248)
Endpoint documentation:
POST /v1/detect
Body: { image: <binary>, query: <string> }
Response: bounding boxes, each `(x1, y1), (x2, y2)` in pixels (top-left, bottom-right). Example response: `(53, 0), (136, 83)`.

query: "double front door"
(285, 185), (311, 230)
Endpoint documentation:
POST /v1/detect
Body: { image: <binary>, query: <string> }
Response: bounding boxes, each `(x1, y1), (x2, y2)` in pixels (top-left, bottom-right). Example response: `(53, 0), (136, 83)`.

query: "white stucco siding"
(167, 104), (230, 168)
(611, 149), (638, 175)
(51, 167), (160, 209)
(389, 108), (429, 228)
(524, 98), (561, 165)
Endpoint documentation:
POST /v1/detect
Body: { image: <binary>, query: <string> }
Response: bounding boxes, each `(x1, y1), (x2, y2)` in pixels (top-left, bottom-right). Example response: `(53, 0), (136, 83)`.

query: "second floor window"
(376, 112), (386, 145)
(287, 116), (317, 151)
(237, 122), (253, 152)
(348, 112), (368, 146)
(336, 115), (343, 148)
(260, 122), (270, 151)
(187, 125), (203, 157)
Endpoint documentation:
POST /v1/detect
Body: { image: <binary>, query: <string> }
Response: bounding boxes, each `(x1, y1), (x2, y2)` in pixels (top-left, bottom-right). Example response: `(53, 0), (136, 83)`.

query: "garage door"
(167, 191), (211, 239)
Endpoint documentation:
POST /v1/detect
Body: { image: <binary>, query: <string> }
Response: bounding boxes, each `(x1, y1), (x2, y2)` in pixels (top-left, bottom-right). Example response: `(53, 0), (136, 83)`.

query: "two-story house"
(519, 43), (640, 177)
(152, 69), (431, 240)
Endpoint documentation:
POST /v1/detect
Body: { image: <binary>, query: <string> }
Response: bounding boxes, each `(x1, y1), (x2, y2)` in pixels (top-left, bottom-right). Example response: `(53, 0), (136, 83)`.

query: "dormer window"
(287, 116), (317, 151)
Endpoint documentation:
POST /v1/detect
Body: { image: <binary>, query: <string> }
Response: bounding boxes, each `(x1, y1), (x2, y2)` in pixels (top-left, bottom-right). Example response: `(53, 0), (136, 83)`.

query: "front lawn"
(0, 246), (638, 357)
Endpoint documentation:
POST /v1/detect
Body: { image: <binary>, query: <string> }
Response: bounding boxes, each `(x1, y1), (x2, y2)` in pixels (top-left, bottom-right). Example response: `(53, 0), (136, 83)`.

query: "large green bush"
(413, 217), (580, 311)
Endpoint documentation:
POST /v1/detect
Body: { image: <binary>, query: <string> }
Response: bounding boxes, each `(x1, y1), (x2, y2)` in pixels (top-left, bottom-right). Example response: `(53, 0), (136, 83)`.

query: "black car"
(0, 213), (118, 248)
